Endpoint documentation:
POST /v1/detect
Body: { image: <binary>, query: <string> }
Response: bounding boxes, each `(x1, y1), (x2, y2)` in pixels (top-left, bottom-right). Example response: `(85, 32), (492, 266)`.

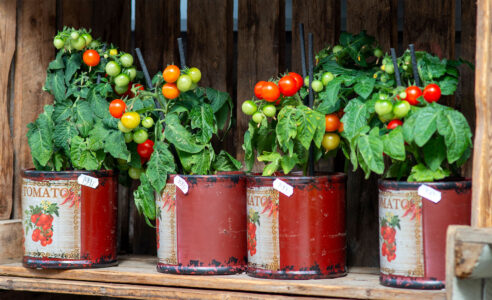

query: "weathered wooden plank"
(346, 0), (397, 51)
(0, 290), (103, 300)
(0, 256), (446, 300)
(459, 0), (477, 178)
(0, 0), (15, 220)
(0, 220), (22, 260)
(135, 0), (181, 76)
(291, 0), (340, 74)
(13, 0), (57, 218)
(472, 0), (492, 228)
(235, 0), (285, 162)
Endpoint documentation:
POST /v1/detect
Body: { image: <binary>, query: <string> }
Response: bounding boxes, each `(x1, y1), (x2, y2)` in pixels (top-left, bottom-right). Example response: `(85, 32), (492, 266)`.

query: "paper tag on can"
(273, 179), (293, 197)
(174, 175), (189, 194)
(77, 174), (99, 189)
(418, 184), (441, 203)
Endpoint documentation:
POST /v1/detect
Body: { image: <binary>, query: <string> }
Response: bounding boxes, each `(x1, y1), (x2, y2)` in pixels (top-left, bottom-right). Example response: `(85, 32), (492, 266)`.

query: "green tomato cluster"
(53, 28), (99, 51)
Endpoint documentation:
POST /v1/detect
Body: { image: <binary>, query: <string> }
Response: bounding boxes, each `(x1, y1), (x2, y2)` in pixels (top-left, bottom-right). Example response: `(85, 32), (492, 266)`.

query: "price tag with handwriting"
(77, 174), (99, 189)
(273, 179), (293, 197)
(174, 175), (189, 194)
(418, 184), (441, 203)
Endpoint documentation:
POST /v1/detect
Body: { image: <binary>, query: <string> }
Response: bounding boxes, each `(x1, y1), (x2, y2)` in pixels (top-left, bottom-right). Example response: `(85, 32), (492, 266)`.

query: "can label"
(379, 189), (424, 277)
(246, 186), (280, 270)
(22, 178), (81, 259)
(156, 184), (178, 265)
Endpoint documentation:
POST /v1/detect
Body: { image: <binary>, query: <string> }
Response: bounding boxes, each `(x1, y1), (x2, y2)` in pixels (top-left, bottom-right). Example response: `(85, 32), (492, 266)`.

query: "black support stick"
(390, 48), (402, 86)
(307, 33), (315, 176)
(177, 37), (187, 69)
(409, 44), (421, 86)
(135, 48), (165, 120)
(299, 23), (307, 79)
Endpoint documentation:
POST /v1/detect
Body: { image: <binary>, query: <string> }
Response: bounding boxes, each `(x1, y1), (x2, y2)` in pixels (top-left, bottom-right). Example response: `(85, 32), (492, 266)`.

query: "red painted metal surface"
(246, 173), (347, 280)
(156, 172), (247, 275)
(21, 169), (118, 269)
(379, 179), (471, 289)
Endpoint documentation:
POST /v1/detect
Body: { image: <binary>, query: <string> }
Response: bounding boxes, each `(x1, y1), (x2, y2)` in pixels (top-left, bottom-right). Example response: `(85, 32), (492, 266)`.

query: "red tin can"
(156, 172), (246, 275)
(378, 179), (471, 289)
(21, 169), (118, 269)
(246, 173), (347, 280)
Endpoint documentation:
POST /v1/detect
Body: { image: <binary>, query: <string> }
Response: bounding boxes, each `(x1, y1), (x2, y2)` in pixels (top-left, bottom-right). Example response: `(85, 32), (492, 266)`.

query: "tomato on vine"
(262, 105), (276, 117)
(141, 117), (154, 128)
(188, 67), (202, 83)
(322, 133), (340, 151)
(162, 83), (180, 99)
(106, 61), (121, 77)
(261, 82), (280, 102)
(252, 112), (264, 123)
(278, 75), (297, 97)
(118, 121), (132, 133)
(393, 100), (411, 118)
(133, 129), (148, 144)
(375, 99), (393, 116)
(120, 53), (134, 68)
(254, 81), (267, 99)
(128, 167), (143, 180)
(325, 114), (340, 132)
(83, 49), (100, 67)
(121, 112), (141, 129)
(163, 65), (180, 83)
(423, 83), (441, 103)
(288, 72), (303, 91)
(387, 119), (403, 130)
(405, 86), (422, 105)
(109, 99), (126, 118)
(242, 100), (257, 116)
(177, 74), (193, 92)
(311, 80), (324, 92)
(137, 139), (154, 159)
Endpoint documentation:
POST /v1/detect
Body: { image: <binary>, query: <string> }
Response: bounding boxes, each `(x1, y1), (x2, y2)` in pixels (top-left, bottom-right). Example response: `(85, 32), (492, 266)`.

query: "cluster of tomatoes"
(375, 83), (442, 130)
(322, 113), (343, 152)
(247, 221), (257, 256)
(30, 213), (54, 247)
(53, 29), (99, 52)
(161, 65), (202, 99)
(109, 97), (155, 179)
(381, 225), (397, 262)
(305, 71), (336, 93)
(241, 72), (304, 123)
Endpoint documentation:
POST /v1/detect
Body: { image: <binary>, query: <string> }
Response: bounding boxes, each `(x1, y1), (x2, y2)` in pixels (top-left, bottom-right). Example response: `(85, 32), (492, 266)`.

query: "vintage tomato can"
(378, 179), (471, 289)
(156, 172), (247, 275)
(246, 173), (347, 280)
(21, 169), (118, 269)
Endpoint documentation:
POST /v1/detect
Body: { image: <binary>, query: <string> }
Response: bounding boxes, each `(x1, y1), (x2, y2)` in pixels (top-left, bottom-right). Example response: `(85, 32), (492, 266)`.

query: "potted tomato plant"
(120, 64), (245, 275)
(337, 46), (473, 289)
(23, 27), (142, 269)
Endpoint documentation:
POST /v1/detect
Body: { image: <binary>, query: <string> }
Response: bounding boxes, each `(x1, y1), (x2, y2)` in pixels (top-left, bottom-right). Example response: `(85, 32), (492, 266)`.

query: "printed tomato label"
(156, 184), (177, 265)
(247, 186), (280, 270)
(379, 189), (424, 277)
(22, 178), (81, 259)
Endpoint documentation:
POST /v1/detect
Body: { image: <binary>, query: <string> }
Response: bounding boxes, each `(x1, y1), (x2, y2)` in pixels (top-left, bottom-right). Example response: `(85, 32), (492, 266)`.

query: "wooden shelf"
(0, 255), (445, 299)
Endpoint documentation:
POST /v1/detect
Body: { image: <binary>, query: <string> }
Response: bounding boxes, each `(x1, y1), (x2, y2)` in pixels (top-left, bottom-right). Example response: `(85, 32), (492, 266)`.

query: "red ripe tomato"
(30, 213), (39, 224)
(137, 139), (154, 159)
(325, 114), (341, 132)
(382, 242), (388, 256)
(387, 119), (403, 130)
(38, 214), (50, 226)
(109, 99), (126, 118)
(278, 75), (298, 97)
(41, 240), (48, 247)
(261, 82), (280, 102)
(423, 83), (441, 103)
(254, 81), (267, 99)
(405, 86), (422, 105)
(46, 238), (53, 245)
(32, 229), (41, 242)
(83, 49), (100, 67)
(288, 72), (303, 91)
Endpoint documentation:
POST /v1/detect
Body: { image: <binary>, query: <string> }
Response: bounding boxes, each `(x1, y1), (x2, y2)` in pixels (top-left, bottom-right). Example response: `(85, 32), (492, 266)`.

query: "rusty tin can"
(378, 179), (471, 289)
(156, 172), (247, 275)
(246, 173), (347, 280)
(21, 169), (118, 269)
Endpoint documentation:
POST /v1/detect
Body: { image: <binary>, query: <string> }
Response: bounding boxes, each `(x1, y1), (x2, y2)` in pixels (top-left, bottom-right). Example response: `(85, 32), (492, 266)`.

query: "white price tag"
(418, 184), (441, 203)
(174, 175), (189, 194)
(273, 179), (294, 197)
(77, 174), (99, 189)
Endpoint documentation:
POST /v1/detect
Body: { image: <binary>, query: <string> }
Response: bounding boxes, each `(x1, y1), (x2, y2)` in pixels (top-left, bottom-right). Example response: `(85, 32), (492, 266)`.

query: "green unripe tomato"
(379, 93), (389, 100)
(332, 45), (343, 53)
(124, 67), (137, 81)
(120, 53), (134, 68)
(114, 73), (130, 87)
(81, 33), (93, 45)
(188, 67), (202, 83)
(252, 112), (264, 124)
(117, 158), (129, 171)
(393, 100), (411, 119)
(262, 104), (276, 118)
(105, 61), (121, 76)
(133, 129), (148, 144)
(70, 31), (80, 40)
(311, 80), (324, 92)
(322, 72), (335, 86)
(53, 36), (64, 49)
(379, 112), (395, 123)
(71, 36), (86, 50)
(380, 74), (388, 83)
(374, 48), (383, 58)
(128, 167), (143, 180)
(385, 64), (395, 74)
(141, 117), (154, 128)
(374, 99), (393, 116)
(89, 40), (100, 48)
(118, 120), (132, 133)
(399, 92), (407, 99)
(115, 84), (128, 95)
(177, 74), (192, 92)
(241, 100), (257, 116)
(124, 132), (133, 143)
(304, 76), (310, 87)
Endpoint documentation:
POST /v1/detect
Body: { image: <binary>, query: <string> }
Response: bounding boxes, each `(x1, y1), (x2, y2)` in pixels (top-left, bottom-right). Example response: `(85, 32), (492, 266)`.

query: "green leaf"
(26, 105), (54, 167)
(340, 99), (369, 140)
(212, 150), (242, 172)
(243, 124), (255, 171)
(53, 121), (78, 155)
(146, 141), (176, 192)
(65, 52), (82, 84)
(87, 122), (109, 151)
(407, 163), (450, 182)
(70, 136), (100, 170)
(206, 87), (230, 113)
(354, 77), (375, 99)
(190, 105), (216, 143)
(177, 147), (213, 175)
(280, 154), (298, 174)
(437, 76), (459, 96)
(53, 101), (73, 123)
(75, 101), (94, 137)
(53, 70), (67, 102)
(164, 114), (205, 153)
(418, 53), (447, 81)
(258, 152), (282, 176)
(88, 88), (112, 119)
(133, 173), (156, 224)
(422, 135), (446, 171)
(357, 128), (384, 174)
(48, 51), (65, 70)
(276, 106), (298, 153)
(410, 105), (439, 146)
(295, 106), (322, 150)
(316, 77), (343, 112)
(437, 109), (473, 163)
(104, 129), (130, 161)
(382, 126), (405, 161)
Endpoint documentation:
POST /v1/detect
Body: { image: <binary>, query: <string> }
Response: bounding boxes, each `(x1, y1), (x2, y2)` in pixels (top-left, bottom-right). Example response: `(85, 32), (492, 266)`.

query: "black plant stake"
(177, 37), (187, 69)
(409, 44), (421, 86)
(299, 23), (308, 106)
(390, 48), (402, 86)
(307, 33), (315, 176)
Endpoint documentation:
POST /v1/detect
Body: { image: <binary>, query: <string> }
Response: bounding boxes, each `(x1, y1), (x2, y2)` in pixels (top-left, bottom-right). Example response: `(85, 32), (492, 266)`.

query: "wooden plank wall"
(0, 0), (479, 265)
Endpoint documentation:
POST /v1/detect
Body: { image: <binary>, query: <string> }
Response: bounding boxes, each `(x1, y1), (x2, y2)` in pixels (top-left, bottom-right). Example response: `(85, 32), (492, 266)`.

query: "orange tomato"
(261, 82), (280, 102)
(338, 122), (344, 133)
(162, 65), (180, 83)
(162, 83), (180, 99)
(325, 114), (340, 132)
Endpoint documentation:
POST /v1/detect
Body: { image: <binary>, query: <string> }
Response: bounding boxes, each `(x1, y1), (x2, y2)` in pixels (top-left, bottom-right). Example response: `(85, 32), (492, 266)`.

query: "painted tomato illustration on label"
(247, 209), (260, 256)
(380, 213), (400, 262)
(24, 200), (59, 247)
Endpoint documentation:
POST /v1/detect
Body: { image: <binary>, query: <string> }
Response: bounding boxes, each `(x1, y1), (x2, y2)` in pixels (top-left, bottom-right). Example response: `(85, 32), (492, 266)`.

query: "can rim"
(22, 168), (116, 178)
(379, 178), (471, 190)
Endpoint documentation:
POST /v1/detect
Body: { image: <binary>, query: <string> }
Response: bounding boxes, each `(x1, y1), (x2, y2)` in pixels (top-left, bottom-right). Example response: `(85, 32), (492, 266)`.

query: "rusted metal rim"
(246, 172), (347, 184)
(22, 168), (116, 179)
(379, 178), (471, 190)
